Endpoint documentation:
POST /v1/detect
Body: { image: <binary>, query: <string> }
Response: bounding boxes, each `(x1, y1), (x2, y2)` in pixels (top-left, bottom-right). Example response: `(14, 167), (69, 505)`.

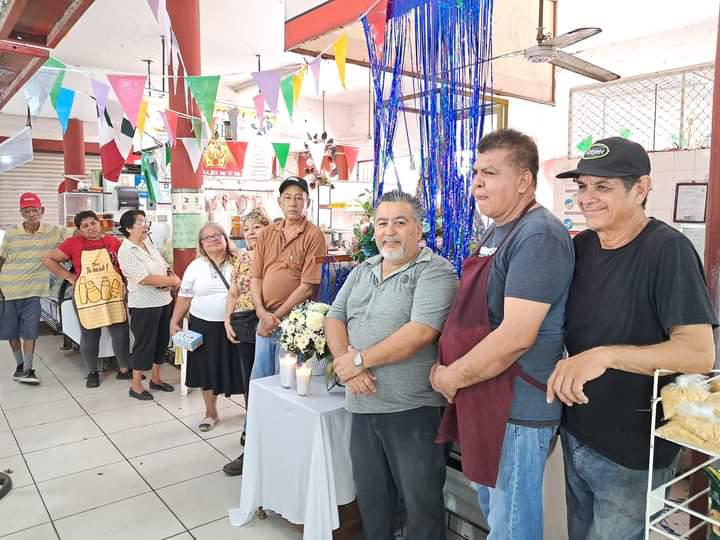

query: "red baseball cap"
(19, 192), (42, 209)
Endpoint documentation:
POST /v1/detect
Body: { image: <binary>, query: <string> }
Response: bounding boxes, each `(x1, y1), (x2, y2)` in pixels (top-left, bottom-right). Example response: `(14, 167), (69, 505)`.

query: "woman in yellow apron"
(42, 211), (132, 388)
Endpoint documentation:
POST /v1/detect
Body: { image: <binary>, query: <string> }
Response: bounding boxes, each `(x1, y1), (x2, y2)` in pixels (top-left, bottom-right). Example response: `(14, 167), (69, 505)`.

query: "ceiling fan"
(491, 0), (620, 82)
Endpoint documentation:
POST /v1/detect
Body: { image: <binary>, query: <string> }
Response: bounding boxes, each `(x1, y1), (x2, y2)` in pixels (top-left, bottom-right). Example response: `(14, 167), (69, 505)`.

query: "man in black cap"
(223, 176), (326, 476)
(548, 137), (717, 539)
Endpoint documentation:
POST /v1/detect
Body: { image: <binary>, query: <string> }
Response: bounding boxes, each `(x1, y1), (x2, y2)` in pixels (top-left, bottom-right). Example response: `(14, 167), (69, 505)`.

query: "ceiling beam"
(0, 40), (48, 109)
(0, 0), (30, 41)
(46, 0), (95, 48)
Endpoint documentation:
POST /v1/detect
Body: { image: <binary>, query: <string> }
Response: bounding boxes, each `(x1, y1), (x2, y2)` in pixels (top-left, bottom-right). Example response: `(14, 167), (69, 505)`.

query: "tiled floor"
(0, 333), (469, 540)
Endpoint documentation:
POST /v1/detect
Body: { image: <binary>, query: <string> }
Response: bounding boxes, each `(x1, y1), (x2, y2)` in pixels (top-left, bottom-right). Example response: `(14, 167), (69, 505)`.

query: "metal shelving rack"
(645, 369), (720, 539)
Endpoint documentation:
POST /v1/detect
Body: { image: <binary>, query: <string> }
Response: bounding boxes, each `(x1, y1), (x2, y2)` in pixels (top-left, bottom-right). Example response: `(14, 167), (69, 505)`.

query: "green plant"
(351, 190), (379, 262)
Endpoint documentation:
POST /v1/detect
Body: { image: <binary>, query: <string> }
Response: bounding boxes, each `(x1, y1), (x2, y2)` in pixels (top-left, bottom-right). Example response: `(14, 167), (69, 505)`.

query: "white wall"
(0, 113), (98, 143)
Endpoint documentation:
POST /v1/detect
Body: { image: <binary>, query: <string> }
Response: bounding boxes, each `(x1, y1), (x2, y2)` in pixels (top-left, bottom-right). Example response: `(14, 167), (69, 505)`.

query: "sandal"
(198, 417), (218, 432)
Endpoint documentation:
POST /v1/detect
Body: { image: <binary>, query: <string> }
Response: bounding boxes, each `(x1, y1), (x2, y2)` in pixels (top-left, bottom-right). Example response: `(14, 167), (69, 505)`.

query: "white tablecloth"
(229, 375), (355, 540)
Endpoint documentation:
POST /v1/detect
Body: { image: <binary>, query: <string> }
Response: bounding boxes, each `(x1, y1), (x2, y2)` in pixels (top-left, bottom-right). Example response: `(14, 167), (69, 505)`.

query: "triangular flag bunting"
(226, 141), (248, 172)
(343, 146), (359, 177)
(272, 142), (291, 170)
(116, 117), (136, 161)
(180, 137), (203, 173)
(308, 142), (326, 171)
(45, 58), (66, 108)
(23, 69), (57, 115)
(161, 109), (178, 147)
(97, 108), (124, 181)
(334, 33), (348, 89)
(185, 75), (220, 126)
(90, 79), (110, 117)
(366, 0), (389, 59)
(251, 69), (286, 114)
(253, 94), (265, 127)
(54, 88), (75, 133)
(191, 117), (203, 145)
(146, 0), (160, 20)
(107, 75), (147, 128)
(309, 56), (322, 96)
(292, 68), (305, 106)
(136, 98), (149, 137)
(165, 143), (172, 166)
(280, 76), (294, 118)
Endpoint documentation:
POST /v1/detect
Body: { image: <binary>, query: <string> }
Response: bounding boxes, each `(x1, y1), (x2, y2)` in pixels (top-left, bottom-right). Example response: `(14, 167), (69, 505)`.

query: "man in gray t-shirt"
(326, 190), (458, 540)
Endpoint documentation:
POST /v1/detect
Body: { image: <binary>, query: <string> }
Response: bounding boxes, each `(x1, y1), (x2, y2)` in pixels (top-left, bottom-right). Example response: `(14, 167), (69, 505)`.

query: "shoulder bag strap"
(208, 258), (231, 290)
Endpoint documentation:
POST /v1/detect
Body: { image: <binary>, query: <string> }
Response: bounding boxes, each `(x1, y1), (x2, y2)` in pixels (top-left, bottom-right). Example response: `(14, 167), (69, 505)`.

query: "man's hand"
(546, 347), (611, 406)
(334, 347), (364, 383)
(259, 311), (281, 334)
(345, 370), (377, 395)
(430, 363), (458, 403)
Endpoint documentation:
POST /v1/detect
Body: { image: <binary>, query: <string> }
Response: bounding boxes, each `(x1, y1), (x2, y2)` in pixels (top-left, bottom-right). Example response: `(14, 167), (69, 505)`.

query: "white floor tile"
(61, 374), (133, 398)
(157, 471), (242, 529)
(4, 398), (86, 430)
(76, 388), (147, 415)
(53, 492), (185, 540)
(109, 419), (201, 458)
(180, 406), (246, 440)
(14, 416), (103, 454)
(0, 430), (20, 459)
(0, 453), (34, 488)
(0, 485), (51, 537)
(0, 374), (61, 394)
(129, 440), (228, 489)
(191, 514), (302, 540)
(24, 436), (123, 483)
(0, 412), (8, 432)
(91, 402), (174, 434)
(0, 522), (58, 540)
(206, 432), (243, 460)
(156, 392), (237, 418)
(166, 534), (193, 540)
(37, 461), (150, 520)
(0, 384), (70, 410)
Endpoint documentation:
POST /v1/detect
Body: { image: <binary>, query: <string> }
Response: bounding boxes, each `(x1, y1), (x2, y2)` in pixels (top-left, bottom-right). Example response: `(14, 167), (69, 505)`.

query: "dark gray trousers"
(79, 321), (130, 374)
(350, 406), (447, 540)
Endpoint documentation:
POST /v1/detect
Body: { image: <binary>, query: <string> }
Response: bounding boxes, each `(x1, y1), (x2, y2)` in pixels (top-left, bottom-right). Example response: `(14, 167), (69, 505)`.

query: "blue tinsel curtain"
(363, 0), (494, 275)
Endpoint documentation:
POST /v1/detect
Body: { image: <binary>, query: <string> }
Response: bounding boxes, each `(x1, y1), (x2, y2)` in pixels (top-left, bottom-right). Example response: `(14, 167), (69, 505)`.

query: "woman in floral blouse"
(224, 210), (269, 421)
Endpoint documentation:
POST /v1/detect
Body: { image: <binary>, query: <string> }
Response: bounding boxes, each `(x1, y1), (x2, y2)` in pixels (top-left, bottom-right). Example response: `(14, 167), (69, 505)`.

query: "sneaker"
(16, 369), (40, 385)
(223, 455), (244, 476)
(86, 371), (100, 388)
(12, 366), (23, 380)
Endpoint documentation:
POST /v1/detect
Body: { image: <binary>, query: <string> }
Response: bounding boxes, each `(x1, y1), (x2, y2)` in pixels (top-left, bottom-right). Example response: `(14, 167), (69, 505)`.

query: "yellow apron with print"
(73, 246), (126, 330)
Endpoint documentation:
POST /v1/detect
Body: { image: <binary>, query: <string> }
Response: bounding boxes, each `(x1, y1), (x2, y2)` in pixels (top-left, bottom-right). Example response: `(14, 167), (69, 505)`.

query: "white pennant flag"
(24, 70), (57, 115)
(308, 142), (326, 171)
(180, 137), (203, 172)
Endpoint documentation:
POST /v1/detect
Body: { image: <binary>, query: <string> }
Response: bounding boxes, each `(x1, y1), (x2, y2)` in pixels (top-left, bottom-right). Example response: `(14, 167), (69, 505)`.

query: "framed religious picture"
(674, 182), (708, 224)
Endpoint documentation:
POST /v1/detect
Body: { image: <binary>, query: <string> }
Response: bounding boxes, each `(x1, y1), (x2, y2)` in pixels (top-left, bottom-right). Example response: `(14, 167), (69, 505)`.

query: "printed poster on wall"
(201, 140), (248, 178)
(243, 136), (274, 180)
(172, 213), (203, 249)
(560, 179), (586, 235)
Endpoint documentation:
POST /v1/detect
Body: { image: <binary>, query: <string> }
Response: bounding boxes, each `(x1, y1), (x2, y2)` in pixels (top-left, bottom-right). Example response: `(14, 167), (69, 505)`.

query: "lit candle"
(279, 352), (297, 389)
(296, 364), (312, 396)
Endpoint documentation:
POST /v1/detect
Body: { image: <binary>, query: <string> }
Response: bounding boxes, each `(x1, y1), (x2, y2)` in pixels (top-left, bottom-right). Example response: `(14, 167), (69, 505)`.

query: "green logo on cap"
(583, 143), (610, 160)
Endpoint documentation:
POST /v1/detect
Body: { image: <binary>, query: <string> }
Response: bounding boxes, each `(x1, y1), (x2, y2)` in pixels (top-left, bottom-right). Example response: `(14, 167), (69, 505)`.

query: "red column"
(60, 118), (85, 191)
(168, 0), (203, 277)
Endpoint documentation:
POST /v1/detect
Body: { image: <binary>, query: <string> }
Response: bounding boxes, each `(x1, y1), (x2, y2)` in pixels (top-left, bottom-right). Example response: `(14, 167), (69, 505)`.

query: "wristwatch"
(353, 351), (364, 368)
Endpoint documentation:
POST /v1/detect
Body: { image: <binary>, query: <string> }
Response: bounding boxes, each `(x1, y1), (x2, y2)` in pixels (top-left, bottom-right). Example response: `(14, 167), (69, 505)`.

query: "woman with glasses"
(118, 210), (179, 400)
(170, 223), (242, 432)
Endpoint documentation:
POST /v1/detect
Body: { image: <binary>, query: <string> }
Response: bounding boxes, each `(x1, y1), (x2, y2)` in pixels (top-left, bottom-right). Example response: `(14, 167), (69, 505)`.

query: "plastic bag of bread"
(661, 374), (710, 419)
(675, 402), (720, 443)
(710, 378), (720, 394)
(657, 421), (720, 454)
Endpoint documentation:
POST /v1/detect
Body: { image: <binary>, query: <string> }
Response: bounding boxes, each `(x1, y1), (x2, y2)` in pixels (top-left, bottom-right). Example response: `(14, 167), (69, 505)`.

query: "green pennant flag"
(576, 135), (593, 154)
(185, 75), (220, 126)
(280, 76), (294, 118)
(191, 117), (203, 145)
(272, 142), (291, 170)
(165, 143), (172, 166)
(45, 58), (66, 108)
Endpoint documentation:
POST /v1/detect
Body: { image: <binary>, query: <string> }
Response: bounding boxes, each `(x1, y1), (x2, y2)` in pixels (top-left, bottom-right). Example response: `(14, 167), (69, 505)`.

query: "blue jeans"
(561, 428), (679, 540)
(249, 332), (281, 381)
(475, 423), (557, 540)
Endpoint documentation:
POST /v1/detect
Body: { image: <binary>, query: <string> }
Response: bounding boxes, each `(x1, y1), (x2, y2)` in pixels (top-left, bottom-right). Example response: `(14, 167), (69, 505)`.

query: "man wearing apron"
(430, 129), (574, 540)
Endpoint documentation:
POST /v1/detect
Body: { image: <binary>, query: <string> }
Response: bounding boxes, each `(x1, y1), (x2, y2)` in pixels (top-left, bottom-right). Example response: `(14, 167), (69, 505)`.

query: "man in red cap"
(0, 193), (69, 384)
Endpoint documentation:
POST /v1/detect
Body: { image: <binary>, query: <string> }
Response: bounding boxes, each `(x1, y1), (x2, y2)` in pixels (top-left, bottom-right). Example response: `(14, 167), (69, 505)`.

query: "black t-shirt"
(563, 219), (718, 470)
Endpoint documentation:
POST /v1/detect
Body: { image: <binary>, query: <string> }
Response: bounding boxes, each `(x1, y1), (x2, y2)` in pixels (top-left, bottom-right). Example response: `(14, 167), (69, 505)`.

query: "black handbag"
(209, 257), (258, 344)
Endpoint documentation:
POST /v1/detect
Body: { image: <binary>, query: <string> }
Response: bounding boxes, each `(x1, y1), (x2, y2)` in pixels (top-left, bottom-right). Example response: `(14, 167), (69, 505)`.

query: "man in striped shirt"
(0, 193), (68, 384)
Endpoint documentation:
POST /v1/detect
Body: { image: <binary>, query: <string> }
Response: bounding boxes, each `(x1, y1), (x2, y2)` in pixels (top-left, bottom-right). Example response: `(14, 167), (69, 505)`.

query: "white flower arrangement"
(279, 301), (332, 359)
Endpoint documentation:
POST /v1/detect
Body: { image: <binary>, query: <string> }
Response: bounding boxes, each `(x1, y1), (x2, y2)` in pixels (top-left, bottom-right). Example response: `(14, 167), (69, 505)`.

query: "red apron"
(435, 201), (545, 488)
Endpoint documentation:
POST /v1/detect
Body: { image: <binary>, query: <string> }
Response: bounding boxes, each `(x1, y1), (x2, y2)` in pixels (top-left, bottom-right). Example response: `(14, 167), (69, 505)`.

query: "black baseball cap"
(279, 176), (309, 195)
(556, 137), (651, 179)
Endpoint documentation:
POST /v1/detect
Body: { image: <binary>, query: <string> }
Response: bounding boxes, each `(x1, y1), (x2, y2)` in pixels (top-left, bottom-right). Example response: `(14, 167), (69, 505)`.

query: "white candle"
(296, 364), (312, 396)
(279, 352), (297, 389)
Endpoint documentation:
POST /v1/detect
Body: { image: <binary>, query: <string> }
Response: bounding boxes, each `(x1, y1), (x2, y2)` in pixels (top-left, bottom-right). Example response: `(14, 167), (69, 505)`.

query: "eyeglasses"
(200, 233), (224, 242)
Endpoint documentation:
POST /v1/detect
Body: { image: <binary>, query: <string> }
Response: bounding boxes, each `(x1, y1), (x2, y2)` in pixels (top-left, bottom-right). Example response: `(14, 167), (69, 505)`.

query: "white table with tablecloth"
(229, 375), (355, 540)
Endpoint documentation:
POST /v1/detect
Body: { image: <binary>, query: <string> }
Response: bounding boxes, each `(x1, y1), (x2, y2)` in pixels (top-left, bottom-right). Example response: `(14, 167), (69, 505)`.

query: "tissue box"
(172, 330), (203, 351)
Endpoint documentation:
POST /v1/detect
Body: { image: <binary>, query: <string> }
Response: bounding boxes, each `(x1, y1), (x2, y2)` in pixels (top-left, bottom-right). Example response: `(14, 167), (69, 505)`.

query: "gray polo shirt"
(327, 247), (458, 414)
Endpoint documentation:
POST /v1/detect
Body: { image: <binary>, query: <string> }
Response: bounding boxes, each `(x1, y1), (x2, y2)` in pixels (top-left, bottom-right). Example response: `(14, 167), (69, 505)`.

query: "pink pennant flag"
(107, 75), (147, 129)
(90, 79), (110, 118)
(253, 94), (265, 126)
(251, 69), (286, 114)
(146, 0), (160, 19)
(366, 0), (389, 59)
(160, 109), (179, 147)
(343, 146), (360, 177)
(309, 56), (322, 96)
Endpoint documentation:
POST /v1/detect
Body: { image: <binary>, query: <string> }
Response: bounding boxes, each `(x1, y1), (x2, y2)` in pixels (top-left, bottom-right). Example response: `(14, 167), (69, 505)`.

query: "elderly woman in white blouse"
(118, 210), (180, 401)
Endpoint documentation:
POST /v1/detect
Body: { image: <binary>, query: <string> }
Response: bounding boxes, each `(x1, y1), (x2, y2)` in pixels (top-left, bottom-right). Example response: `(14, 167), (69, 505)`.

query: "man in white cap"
(0, 193), (68, 384)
